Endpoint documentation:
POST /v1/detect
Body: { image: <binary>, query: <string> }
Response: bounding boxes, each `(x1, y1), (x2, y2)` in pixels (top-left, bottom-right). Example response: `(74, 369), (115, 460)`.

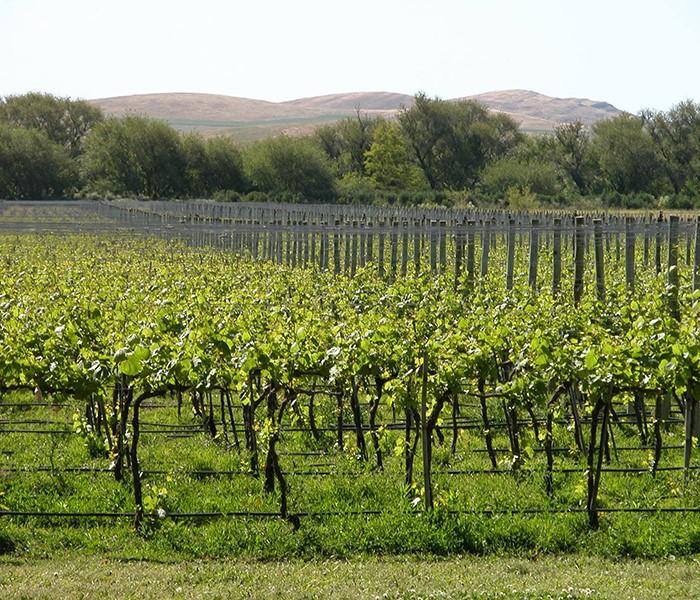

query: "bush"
(244, 136), (337, 203)
(601, 191), (659, 209)
(480, 157), (562, 199)
(81, 116), (184, 199)
(242, 191), (270, 203)
(663, 193), (698, 209)
(0, 124), (76, 199)
(212, 189), (242, 202)
(504, 185), (540, 210)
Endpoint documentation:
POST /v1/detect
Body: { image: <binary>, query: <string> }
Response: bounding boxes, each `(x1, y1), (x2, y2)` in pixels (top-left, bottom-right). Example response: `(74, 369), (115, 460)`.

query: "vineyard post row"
(100, 200), (700, 301)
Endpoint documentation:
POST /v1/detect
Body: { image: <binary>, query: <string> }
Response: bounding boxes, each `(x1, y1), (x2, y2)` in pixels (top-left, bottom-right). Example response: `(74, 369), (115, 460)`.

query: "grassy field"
(2, 394), (700, 562)
(2, 554), (700, 599)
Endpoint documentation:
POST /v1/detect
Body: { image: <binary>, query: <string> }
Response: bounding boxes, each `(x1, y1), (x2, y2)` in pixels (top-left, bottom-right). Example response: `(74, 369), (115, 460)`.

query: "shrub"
(244, 136), (337, 203)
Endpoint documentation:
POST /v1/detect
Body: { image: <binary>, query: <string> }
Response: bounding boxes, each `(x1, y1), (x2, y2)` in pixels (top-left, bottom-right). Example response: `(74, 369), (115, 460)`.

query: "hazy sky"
(2, 0), (699, 112)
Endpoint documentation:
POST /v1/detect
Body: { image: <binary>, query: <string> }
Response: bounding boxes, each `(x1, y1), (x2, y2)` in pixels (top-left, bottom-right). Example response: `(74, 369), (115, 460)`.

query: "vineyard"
(2, 200), (700, 559)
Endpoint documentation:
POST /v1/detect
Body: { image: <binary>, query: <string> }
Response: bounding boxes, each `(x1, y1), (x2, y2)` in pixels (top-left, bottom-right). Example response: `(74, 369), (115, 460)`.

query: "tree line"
(1, 91), (699, 208)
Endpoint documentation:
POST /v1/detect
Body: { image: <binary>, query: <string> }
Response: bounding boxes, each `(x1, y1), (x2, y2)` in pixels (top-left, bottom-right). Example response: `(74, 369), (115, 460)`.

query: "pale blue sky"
(1, 0), (699, 112)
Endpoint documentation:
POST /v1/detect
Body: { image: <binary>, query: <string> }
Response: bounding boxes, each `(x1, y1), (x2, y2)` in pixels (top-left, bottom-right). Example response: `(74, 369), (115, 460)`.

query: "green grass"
(2, 554), (700, 599)
(2, 396), (700, 562)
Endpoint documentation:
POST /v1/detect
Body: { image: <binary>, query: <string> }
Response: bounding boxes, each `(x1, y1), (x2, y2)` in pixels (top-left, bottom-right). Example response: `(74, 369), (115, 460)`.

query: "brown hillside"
(281, 91), (414, 111)
(461, 89), (621, 127)
(91, 92), (321, 121)
(88, 90), (622, 140)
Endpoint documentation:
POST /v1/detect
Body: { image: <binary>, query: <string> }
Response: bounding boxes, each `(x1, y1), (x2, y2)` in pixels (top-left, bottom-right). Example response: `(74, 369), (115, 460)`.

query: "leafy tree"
(553, 121), (594, 194)
(181, 133), (209, 197)
(364, 121), (427, 190)
(81, 116), (184, 199)
(244, 136), (336, 202)
(0, 92), (103, 157)
(181, 134), (246, 197)
(314, 123), (345, 164)
(204, 136), (246, 193)
(592, 114), (666, 195)
(315, 111), (383, 177)
(398, 93), (522, 190)
(0, 123), (75, 199)
(642, 100), (700, 195)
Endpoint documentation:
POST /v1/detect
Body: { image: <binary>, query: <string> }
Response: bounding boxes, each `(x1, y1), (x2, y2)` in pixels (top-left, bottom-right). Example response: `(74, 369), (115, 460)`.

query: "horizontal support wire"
(3, 506), (700, 521)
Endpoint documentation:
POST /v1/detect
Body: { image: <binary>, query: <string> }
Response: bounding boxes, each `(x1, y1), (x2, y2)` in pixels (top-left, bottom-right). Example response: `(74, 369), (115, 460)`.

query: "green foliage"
(553, 120), (595, 194)
(398, 93), (522, 190)
(181, 134), (246, 197)
(593, 114), (666, 194)
(72, 410), (108, 458)
(81, 116), (185, 199)
(480, 156), (562, 199)
(643, 100), (700, 195)
(364, 121), (427, 190)
(212, 189), (243, 202)
(503, 185), (540, 209)
(314, 113), (383, 177)
(2, 232), (700, 563)
(244, 136), (337, 202)
(0, 92), (103, 157)
(0, 123), (75, 199)
(2, 89), (700, 206)
(336, 172), (378, 204)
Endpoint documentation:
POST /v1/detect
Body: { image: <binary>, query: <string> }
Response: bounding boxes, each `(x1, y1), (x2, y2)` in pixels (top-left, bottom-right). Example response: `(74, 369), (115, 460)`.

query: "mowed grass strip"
(1, 555), (700, 599)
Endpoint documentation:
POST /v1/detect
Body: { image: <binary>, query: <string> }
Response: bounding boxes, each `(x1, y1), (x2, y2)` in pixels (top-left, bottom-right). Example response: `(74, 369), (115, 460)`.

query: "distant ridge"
(89, 89), (622, 141)
(462, 89), (620, 127)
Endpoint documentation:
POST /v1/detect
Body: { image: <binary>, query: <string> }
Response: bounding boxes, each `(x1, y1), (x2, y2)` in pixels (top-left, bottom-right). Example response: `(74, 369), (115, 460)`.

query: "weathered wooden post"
(401, 223), (409, 277)
(333, 229), (341, 276)
(528, 219), (539, 291)
(574, 216), (585, 306)
(594, 219), (605, 302)
(413, 225), (421, 276)
(429, 220), (438, 275)
(655, 213), (663, 275)
(421, 349), (433, 511)
(466, 220), (475, 291)
(625, 217), (635, 292)
(454, 228), (463, 291)
(552, 218), (562, 296)
(693, 216), (700, 291)
(378, 223), (386, 279)
(668, 215), (680, 321)
(350, 223), (358, 277)
(390, 222), (399, 281)
(506, 218), (516, 290)
(439, 220), (447, 273)
(480, 219), (490, 280)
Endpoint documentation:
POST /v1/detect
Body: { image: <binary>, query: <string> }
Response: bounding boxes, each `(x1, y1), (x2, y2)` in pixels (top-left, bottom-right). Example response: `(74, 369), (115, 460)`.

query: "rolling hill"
(89, 89), (622, 141)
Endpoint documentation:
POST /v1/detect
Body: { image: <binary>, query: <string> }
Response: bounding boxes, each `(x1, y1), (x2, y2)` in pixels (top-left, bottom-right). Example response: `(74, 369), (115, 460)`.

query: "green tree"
(81, 116), (184, 199)
(642, 100), (700, 195)
(0, 92), (103, 157)
(398, 93), (522, 190)
(244, 136), (336, 202)
(592, 114), (665, 194)
(204, 136), (246, 193)
(553, 120), (593, 194)
(181, 133), (209, 197)
(0, 123), (75, 199)
(181, 134), (246, 197)
(315, 112), (383, 177)
(364, 121), (427, 190)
